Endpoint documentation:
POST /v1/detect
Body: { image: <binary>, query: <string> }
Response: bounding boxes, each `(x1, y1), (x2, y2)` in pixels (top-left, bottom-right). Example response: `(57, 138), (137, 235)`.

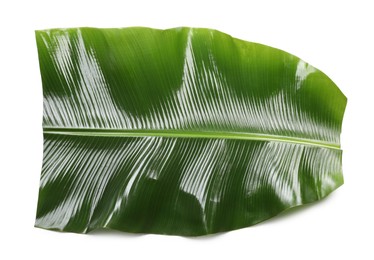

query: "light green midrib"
(43, 127), (340, 150)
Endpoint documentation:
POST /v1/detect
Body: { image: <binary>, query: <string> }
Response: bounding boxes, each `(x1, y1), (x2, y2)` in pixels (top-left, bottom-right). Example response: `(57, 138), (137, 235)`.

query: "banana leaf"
(35, 27), (346, 236)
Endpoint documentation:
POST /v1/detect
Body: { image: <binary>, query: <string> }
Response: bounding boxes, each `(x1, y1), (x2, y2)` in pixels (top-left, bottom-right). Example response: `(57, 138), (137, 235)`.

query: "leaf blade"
(35, 27), (346, 235)
(36, 135), (343, 235)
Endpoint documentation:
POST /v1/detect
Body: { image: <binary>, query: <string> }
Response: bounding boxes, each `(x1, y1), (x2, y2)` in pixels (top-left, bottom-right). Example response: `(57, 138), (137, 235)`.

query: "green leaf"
(35, 27), (346, 236)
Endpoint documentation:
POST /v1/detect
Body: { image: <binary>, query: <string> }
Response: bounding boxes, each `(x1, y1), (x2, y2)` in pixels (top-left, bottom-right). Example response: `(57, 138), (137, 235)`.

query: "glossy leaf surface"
(35, 27), (346, 236)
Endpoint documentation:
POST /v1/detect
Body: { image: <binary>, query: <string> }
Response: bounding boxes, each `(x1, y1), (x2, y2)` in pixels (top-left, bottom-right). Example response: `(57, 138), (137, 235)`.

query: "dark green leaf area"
(36, 134), (342, 235)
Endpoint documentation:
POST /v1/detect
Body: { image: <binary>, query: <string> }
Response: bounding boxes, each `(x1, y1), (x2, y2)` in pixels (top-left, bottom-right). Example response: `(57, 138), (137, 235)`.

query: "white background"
(1, 0), (373, 259)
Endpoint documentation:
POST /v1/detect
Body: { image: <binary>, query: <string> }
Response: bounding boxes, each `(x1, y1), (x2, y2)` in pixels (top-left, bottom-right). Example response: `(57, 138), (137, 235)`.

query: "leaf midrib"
(43, 127), (340, 150)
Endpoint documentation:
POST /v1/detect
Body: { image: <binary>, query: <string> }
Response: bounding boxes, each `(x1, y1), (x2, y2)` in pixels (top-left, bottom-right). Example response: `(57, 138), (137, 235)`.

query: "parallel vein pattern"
(35, 27), (346, 235)
(37, 135), (342, 235)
